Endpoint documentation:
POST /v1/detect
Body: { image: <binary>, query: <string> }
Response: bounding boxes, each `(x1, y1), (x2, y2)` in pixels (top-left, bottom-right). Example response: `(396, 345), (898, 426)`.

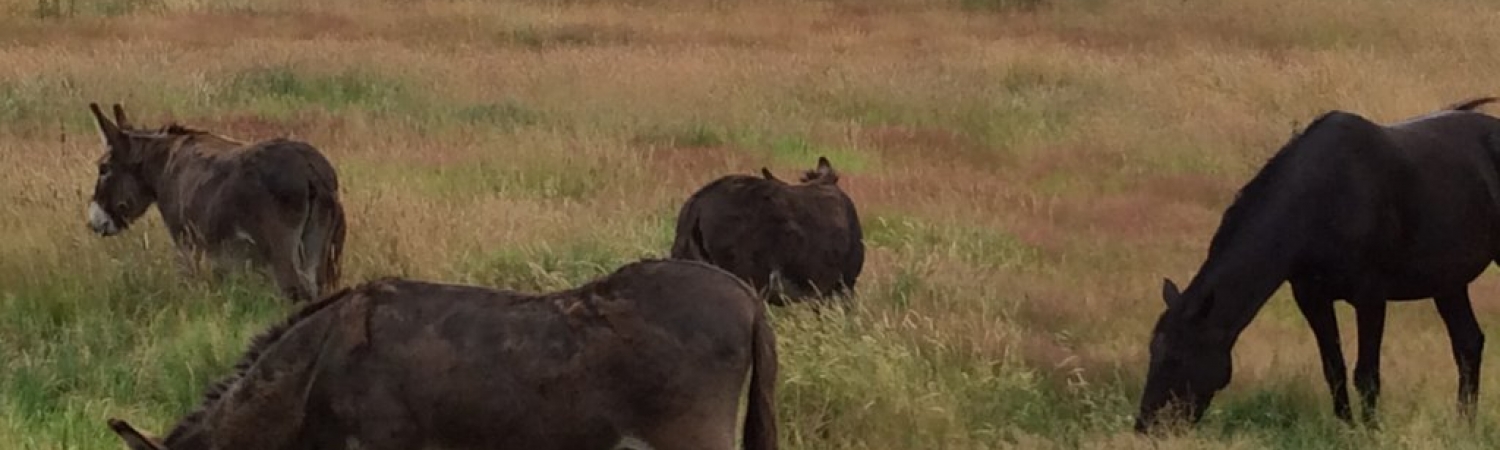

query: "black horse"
(1136, 97), (1500, 432)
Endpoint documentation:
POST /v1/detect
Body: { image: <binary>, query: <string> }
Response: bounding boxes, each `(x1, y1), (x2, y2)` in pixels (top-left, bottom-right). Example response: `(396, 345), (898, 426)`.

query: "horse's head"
(1135, 278), (1233, 434)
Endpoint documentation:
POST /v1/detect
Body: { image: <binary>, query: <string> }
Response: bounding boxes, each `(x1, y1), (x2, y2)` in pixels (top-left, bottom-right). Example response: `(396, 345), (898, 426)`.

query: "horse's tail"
(1445, 96), (1498, 112)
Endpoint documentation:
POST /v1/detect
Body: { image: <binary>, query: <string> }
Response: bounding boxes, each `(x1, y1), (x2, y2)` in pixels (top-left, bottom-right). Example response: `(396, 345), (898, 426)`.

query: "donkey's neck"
(128, 135), (187, 200)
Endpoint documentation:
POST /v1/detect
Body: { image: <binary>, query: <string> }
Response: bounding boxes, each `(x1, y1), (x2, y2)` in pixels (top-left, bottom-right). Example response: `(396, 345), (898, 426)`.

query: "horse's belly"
(1383, 252), (1493, 299)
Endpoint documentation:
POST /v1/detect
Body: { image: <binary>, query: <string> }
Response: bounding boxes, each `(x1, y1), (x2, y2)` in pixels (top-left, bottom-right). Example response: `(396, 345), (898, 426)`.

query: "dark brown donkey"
(106, 258), (778, 450)
(672, 156), (864, 306)
(1136, 97), (1500, 433)
(84, 103), (345, 302)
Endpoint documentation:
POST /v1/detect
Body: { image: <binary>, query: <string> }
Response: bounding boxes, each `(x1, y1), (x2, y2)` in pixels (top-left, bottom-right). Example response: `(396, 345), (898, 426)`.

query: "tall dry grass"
(4, 0), (1500, 448)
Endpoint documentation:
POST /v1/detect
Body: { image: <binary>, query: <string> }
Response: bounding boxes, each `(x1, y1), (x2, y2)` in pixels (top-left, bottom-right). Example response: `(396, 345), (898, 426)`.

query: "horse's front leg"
(1291, 281), (1354, 423)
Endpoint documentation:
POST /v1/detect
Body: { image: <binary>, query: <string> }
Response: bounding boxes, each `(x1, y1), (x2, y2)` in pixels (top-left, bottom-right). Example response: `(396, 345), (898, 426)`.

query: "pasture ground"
(4, 0), (1500, 448)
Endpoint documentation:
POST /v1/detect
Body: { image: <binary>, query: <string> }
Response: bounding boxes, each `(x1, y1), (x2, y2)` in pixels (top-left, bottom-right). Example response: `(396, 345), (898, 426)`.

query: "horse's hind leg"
(1291, 281), (1354, 423)
(1434, 288), (1485, 421)
(1352, 300), (1387, 426)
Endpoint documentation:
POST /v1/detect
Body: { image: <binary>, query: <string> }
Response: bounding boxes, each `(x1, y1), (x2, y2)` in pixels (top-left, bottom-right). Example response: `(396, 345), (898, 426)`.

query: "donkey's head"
(86, 103), (157, 236)
(797, 156), (840, 185)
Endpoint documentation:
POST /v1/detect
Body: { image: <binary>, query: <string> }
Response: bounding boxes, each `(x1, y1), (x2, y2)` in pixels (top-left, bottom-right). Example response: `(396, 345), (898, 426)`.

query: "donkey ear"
(1161, 278), (1182, 309)
(112, 103), (132, 130)
(760, 167), (780, 181)
(816, 156), (834, 176)
(107, 418), (167, 450)
(89, 103), (122, 146)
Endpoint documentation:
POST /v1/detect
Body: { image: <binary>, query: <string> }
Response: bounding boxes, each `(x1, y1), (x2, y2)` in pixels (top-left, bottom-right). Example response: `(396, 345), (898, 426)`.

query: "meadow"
(4, 0), (1500, 448)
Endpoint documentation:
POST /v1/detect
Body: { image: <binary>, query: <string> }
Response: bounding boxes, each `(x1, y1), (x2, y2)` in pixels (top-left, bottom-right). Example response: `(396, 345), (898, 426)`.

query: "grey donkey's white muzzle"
(88, 201), (121, 236)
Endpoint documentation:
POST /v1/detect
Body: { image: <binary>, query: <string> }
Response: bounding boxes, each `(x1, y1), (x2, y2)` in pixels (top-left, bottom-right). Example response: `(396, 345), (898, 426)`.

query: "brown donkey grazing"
(106, 258), (779, 450)
(84, 103), (346, 302)
(672, 156), (865, 306)
(1135, 97), (1500, 433)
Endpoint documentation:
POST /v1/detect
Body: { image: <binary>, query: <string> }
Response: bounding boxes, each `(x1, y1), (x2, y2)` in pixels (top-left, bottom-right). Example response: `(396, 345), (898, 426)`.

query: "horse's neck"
(1190, 222), (1305, 339)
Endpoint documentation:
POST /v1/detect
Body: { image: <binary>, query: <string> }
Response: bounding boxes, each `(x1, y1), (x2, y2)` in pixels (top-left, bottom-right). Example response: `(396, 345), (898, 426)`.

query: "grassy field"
(5, 0), (1500, 448)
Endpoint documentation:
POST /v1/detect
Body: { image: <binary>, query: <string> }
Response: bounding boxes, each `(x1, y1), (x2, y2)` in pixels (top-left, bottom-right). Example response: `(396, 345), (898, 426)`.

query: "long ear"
(760, 167), (781, 181)
(107, 418), (167, 450)
(112, 103), (132, 130)
(89, 103), (121, 143)
(1161, 278), (1182, 309)
(816, 156), (834, 177)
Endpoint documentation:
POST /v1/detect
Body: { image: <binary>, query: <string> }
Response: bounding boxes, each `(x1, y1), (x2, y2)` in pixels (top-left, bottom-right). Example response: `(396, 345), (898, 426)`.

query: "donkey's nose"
(87, 201), (120, 236)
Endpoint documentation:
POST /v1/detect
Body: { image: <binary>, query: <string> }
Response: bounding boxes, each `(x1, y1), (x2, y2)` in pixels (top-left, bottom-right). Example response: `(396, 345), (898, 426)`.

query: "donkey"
(106, 258), (778, 450)
(84, 103), (346, 302)
(671, 156), (864, 306)
(1135, 96), (1500, 433)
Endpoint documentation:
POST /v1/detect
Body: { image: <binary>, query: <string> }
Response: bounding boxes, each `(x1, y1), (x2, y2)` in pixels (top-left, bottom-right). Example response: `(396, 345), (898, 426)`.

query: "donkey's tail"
(742, 300), (778, 450)
(669, 195), (711, 263)
(316, 198), (346, 294)
(296, 143), (345, 298)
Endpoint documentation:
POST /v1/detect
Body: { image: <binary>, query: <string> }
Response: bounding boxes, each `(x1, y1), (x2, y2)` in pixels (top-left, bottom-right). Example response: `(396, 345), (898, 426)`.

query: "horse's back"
(1382, 111), (1500, 216)
(1377, 112), (1500, 295)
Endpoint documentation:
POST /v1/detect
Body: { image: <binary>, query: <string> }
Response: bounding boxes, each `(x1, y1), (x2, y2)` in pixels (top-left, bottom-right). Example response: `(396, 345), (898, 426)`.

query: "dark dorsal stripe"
(120, 122), (211, 138)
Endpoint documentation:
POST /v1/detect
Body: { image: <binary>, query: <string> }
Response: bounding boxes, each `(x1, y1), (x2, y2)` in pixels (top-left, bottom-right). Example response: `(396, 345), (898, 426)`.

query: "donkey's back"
(164, 135), (346, 302)
(107, 259), (779, 450)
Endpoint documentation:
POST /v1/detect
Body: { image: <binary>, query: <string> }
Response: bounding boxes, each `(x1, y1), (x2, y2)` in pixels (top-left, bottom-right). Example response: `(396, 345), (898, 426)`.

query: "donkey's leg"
(252, 221), (315, 303)
(1351, 300), (1387, 426)
(1291, 281), (1353, 423)
(1434, 288), (1485, 421)
(634, 400), (739, 450)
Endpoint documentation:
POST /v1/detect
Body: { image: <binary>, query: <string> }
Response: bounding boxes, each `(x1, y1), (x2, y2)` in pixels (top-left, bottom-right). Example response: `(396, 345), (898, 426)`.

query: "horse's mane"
(1206, 111), (1343, 258)
(161, 284), (365, 444)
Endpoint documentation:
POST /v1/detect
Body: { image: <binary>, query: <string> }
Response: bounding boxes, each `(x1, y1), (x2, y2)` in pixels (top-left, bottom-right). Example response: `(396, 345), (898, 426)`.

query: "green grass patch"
(0, 240), (292, 450)
(31, 0), (164, 18)
(417, 160), (608, 201)
(864, 213), (1040, 270)
(0, 76), (102, 133)
(801, 64), (1099, 157)
(746, 133), (875, 173)
(455, 239), (654, 293)
(959, 0), (1049, 13)
(503, 24), (635, 49)
(632, 122), (728, 148)
(218, 65), (420, 116)
(451, 100), (543, 130)
(772, 305), (1138, 449)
